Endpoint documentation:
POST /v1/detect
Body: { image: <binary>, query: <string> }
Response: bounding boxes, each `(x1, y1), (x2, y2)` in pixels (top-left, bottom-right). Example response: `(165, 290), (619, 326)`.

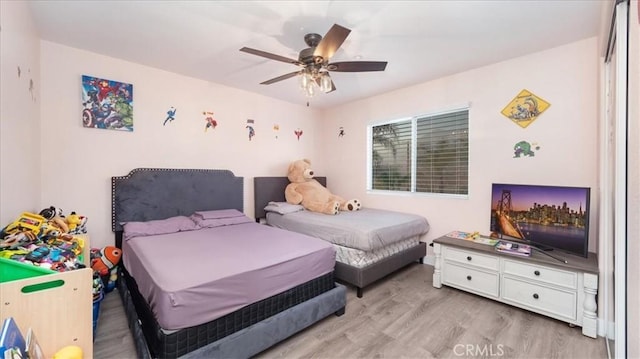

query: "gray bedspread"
(266, 208), (429, 251)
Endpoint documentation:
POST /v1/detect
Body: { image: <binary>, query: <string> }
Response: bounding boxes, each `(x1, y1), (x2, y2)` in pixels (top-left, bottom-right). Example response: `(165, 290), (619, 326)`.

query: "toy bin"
(92, 290), (104, 341)
(0, 241), (93, 358)
(0, 257), (55, 283)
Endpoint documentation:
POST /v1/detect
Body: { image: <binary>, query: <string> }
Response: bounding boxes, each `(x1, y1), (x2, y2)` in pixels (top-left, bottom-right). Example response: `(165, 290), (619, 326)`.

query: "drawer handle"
(466, 275), (472, 281)
(534, 270), (540, 276)
(466, 256), (472, 261)
(533, 293), (539, 299)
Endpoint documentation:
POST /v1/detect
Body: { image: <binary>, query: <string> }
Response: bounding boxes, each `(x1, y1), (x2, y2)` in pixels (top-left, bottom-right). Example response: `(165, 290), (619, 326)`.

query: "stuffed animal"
(91, 246), (122, 276)
(103, 267), (118, 292)
(285, 159), (361, 215)
(53, 345), (83, 359)
(66, 211), (82, 231)
(39, 205), (62, 220)
(39, 206), (69, 233)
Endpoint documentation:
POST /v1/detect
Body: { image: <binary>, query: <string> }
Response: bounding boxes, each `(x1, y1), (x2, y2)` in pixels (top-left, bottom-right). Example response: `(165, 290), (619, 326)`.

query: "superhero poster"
(81, 75), (133, 131)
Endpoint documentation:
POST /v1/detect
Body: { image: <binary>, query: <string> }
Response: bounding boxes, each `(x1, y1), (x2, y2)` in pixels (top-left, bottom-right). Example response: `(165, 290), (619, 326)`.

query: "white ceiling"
(28, 0), (605, 109)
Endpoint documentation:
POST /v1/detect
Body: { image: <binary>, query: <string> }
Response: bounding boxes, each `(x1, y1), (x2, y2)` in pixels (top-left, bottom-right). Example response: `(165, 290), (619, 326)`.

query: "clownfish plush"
(91, 246), (122, 276)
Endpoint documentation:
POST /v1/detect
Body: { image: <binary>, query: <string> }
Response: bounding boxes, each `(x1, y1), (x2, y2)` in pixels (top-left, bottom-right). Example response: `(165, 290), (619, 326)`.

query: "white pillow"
(264, 202), (304, 215)
(192, 209), (244, 219)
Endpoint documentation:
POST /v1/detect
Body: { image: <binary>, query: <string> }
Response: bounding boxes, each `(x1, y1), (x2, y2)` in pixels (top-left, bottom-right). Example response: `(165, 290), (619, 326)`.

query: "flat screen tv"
(490, 183), (590, 258)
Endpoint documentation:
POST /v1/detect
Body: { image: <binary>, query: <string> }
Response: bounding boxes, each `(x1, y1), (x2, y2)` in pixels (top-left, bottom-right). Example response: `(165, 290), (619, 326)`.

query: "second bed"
(254, 176), (430, 297)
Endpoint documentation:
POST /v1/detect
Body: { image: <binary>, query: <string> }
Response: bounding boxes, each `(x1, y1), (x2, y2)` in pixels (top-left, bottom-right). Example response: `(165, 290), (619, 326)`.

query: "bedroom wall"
(0, 0), (42, 227)
(320, 37), (599, 255)
(626, 0), (639, 355)
(38, 41), (323, 249)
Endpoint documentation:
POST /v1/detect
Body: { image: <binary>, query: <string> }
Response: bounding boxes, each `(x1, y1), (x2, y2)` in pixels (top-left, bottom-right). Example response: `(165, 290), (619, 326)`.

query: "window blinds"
(371, 109), (468, 195)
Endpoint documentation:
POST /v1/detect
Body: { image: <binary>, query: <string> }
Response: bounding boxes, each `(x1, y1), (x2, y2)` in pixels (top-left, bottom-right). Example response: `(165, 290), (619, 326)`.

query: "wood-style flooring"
(94, 264), (607, 358)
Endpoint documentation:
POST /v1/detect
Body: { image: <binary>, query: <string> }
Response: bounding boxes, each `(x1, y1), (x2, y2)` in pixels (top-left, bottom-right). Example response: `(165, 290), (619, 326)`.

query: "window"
(369, 108), (469, 196)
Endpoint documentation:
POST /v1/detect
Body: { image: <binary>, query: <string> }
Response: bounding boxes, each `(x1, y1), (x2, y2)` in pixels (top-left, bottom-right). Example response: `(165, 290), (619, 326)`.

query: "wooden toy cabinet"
(0, 235), (93, 358)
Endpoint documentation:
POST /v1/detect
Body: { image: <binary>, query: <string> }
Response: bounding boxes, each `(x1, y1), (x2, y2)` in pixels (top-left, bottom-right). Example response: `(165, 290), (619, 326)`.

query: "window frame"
(367, 106), (470, 198)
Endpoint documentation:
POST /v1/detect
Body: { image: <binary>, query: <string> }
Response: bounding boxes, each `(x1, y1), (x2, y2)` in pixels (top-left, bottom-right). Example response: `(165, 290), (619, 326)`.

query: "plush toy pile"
(285, 159), (362, 215)
(0, 206), (88, 272)
(90, 245), (122, 293)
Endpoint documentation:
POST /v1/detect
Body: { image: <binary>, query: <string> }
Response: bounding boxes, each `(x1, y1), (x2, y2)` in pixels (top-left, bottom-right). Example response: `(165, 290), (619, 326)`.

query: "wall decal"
(294, 128), (303, 141)
(273, 124), (280, 139)
(513, 140), (540, 158)
(338, 126), (345, 138)
(164, 107), (177, 126)
(82, 75), (133, 131)
(29, 78), (35, 102)
(203, 111), (217, 132)
(501, 89), (550, 129)
(246, 119), (255, 141)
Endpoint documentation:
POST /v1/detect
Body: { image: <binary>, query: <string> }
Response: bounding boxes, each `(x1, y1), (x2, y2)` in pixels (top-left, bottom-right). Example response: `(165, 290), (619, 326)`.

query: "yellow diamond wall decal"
(501, 89), (550, 128)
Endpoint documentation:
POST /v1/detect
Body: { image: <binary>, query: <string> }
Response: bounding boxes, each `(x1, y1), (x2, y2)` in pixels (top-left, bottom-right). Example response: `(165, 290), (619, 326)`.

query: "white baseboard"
(599, 318), (615, 339)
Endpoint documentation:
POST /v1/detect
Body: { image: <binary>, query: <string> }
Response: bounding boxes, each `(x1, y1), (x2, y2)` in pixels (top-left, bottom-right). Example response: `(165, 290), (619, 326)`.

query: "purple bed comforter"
(122, 222), (335, 330)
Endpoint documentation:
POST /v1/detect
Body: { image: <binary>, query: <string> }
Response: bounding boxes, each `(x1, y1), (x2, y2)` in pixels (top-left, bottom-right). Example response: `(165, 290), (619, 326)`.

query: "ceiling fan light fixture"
(320, 73), (332, 93)
(304, 82), (315, 97)
(241, 23), (387, 101)
(299, 72), (311, 88)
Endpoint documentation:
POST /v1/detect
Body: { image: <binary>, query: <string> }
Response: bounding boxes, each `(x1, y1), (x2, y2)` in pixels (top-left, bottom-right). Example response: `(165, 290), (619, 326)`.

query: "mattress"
(120, 268), (337, 358)
(122, 222), (335, 330)
(334, 237), (421, 268)
(266, 208), (430, 251)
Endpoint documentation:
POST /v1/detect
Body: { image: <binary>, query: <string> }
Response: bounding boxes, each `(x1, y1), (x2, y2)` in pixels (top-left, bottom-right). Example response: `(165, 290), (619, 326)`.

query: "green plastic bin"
(0, 257), (55, 283)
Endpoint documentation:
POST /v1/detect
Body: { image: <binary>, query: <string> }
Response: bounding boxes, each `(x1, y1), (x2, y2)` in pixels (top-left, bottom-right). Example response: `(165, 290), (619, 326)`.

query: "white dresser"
(432, 236), (599, 338)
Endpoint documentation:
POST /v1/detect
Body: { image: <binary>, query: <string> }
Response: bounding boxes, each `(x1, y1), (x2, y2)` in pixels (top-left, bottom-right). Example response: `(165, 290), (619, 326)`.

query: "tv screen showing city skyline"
(491, 183), (589, 213)
(490, 183), (590, 257)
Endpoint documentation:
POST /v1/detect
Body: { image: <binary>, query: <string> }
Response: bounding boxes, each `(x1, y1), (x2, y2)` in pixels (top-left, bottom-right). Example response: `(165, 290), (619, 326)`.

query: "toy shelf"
(0, 235), (93, 358)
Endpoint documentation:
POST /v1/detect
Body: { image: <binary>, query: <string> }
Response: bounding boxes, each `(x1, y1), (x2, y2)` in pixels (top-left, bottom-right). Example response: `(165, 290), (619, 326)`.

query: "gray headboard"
(253, 176), (326, 220)
(112, 168), (243, 232)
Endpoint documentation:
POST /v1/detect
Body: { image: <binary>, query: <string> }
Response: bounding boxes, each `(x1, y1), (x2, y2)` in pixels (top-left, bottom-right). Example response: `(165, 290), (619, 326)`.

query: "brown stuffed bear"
(285, 159), (361, 215)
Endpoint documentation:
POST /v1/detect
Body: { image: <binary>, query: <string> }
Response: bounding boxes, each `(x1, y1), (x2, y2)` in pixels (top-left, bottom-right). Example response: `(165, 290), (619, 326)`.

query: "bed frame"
(254, 176), (426, 298)
(112, 168), (346, 358)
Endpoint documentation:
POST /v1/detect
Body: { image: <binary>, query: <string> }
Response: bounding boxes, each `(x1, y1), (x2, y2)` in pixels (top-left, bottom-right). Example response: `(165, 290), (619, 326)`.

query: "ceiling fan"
(240, 24), (387, 97)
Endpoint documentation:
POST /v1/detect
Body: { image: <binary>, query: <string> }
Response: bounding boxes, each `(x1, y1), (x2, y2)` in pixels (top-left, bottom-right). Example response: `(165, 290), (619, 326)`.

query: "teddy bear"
(285, 159), (361, 215)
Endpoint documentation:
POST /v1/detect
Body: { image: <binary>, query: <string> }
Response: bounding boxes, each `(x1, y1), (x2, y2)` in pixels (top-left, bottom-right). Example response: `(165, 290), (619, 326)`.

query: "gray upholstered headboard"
(253, 176), (326, 220)
(112, 168), (243, 233)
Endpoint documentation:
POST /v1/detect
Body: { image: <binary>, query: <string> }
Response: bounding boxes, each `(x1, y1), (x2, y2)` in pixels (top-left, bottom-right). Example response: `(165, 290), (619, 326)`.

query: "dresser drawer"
(503, 259), (577, 290)
(443, 246), (499, 271)
(502, 277), (577, 321)
(442, 262), (499, 298)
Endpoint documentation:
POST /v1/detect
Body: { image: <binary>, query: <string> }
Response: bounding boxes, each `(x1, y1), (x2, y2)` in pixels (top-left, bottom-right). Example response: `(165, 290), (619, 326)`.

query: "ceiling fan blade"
(260, 71), (302, 85)
(327, 61), (387, 72)
(240, 47), (301, 65)
(314, 24), (351, 61)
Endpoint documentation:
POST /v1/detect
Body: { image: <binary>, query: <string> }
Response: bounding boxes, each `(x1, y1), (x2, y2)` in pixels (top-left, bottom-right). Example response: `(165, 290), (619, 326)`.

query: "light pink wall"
(39, 41), (322, 248)
(1, 1), (630, 343)
(0, 1), (42, 226)
(321, 38), (600, 256)
(626, 0), (639, 355)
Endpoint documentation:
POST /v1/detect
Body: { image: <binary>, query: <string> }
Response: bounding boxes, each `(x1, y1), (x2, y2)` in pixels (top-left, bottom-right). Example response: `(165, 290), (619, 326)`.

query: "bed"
(254, 176), (429, 298)
(111, 168), (346, 359)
